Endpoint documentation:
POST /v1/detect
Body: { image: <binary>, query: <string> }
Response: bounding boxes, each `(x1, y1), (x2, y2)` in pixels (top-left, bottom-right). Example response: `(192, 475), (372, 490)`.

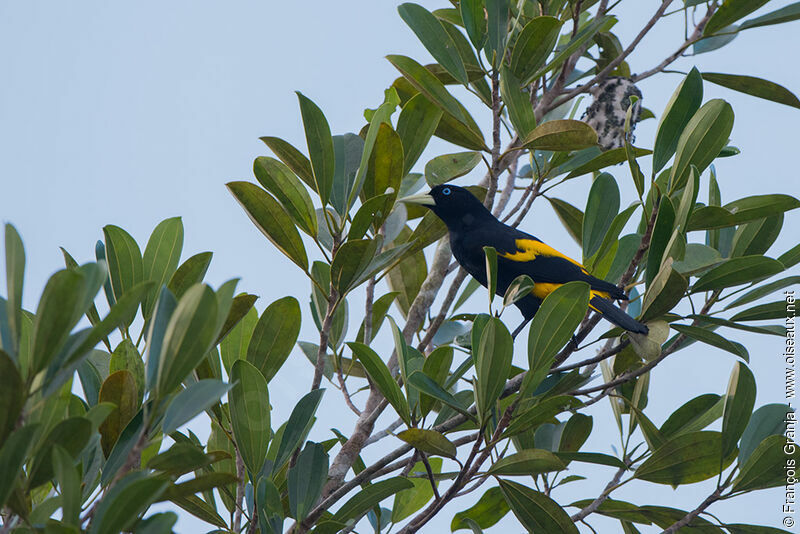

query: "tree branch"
(661, 487), (722, 533)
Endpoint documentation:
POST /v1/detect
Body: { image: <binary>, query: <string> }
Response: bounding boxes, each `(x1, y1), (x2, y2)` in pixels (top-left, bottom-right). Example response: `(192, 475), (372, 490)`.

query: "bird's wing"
(497, 235), (626, 300)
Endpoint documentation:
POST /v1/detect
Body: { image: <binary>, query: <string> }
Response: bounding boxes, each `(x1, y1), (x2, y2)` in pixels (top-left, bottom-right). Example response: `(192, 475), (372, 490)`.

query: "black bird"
(401, 184), (648, 339)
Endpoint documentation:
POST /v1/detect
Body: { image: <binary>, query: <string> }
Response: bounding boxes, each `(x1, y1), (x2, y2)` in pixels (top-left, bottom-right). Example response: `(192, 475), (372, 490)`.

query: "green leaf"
(29, 269), (85, 374)
(141, 217), (184, 319)
(721, 362), (756, 459)
(0, 424), (38, 509)
(29, 417), (92, 489)
(740, 3), (800, 30)
(525, 282), (590, 395)
(474, 317), (512, 419)
(272, 389), (325, 472)
(169, 495), (228, 529)
(349, 342), (410, 425)
(109, 339), (144, 405)
(554, 452), (627, 469)
(333, 477), (413, 524)
(4, 224), (24, 359)
(331, 133), (365, 216)
(482, 246), (498, 308)
(732, 213), (783, 257)
(485, 0), (508, 67)
(162, 379), (233, 435)
(498, 479), (579, 534)
(730, 301), (786, 322)
(704, 0), (770, 35)
(460, 0), (486, 48)
(689, 194), (800, 231)
(407, 371), (473, 420)
(660, 394), (724, 438)
(634, 431), (733, 485)
(692, 255), (784, 293)
(349, 194), (396, 241)
(215, 292), (258, 346)
(51, 445), (81, 526)
(582, 173), (620, 259)
(509, 16), (562, 85)
(671, 324), (748, 361)
(487, 449), (565, 476)
(499, 66), (536, 139)
(98, 370), (138, 456)
(672, 243), (722, 276)
(425, 151), (482, 186)
(227, 181), (308, 271)
(155, 284), (218, 396)
(451, 486), (510, 531)
(522, 119), (598, 152)
(147, 442), (225, 476)
(726, 276), (800, 309)
(103, 225), (144, 326)
(504, 396), (583, 438)
(89, 472), (168, 534)
(259, 136), (315, 190)
(547, 198), (583, 246)
(397, 94), (443, 176)
(532, 15), (617, 82)
(296, 92), (335, 205)
(652, 67), (703, 173)
(399, 3), (468, 85)
(350, 103), (396, 209)
(386, 55), (485, 147)
(396, 428), (457, 459)
(702, 72), (800, 110)
(167, 252), (212, 299)
(288, 442), (328, 521)
(254, 156), (317, 236)
(566, 146), (651, 180)
(220, 306), (257, 374)
(331, 239), (380, 294)
(160, 472), (239, 501)
(0, 350), (24, 447)
(392, 459), (442, 523)
(669, 99), (734, 191)
(739, 404), (792, 465)
(733, 434), (798, 492)
(229, 360), (270, 474)
(641, 260), (688, 321)
(247, 296), (301, 382)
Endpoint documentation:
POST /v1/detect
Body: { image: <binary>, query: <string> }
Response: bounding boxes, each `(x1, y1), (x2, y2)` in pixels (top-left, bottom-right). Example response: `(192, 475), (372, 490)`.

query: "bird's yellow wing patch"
(529, 283), (609, 301)
(500, 238), (588, 273)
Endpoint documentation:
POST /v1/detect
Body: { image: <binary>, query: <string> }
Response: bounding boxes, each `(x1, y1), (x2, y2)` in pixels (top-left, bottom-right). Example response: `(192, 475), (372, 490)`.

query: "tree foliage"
(2, 1), (800, 533)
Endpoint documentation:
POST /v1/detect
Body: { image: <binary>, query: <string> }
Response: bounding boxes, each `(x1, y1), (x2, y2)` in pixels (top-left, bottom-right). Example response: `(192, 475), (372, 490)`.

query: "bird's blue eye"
(442, 187), (451, 195)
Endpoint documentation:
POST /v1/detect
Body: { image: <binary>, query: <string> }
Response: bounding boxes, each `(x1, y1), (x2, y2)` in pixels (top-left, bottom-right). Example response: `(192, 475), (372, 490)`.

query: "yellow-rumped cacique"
(401, 184), (648, 339)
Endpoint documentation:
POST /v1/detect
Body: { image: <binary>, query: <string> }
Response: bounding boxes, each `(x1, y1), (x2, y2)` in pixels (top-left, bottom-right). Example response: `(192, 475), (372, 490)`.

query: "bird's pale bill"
(398, 193), (436, 206)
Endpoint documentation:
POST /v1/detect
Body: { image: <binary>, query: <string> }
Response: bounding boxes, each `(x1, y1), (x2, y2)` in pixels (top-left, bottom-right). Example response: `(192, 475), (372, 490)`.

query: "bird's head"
(399, 184), (490, 228)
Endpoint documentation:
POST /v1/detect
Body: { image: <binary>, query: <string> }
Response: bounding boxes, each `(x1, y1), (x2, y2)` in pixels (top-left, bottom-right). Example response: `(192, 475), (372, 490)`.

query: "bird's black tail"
(590, 296), (649, 335)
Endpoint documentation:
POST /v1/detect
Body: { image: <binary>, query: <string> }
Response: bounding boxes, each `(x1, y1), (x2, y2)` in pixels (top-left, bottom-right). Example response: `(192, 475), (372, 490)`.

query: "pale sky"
(1, 1), (798, 532)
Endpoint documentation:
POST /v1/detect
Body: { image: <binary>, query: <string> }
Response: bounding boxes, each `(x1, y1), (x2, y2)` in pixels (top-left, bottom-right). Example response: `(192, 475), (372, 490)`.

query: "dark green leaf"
(669, 99), (734, 191)
(702, 72), (800, 110)
(89, 472), (168, 534)
(229, 360), (270, 474)
(272, 389), (325, 472)
(288, 442), (328, 521)
(653, 67), (703, 173)
(98, 370), (138, 456)
(634, 431), (733, 485)
(460, 0), (486, 48)
(730, 301), (786, 322)
(349, 342), (410, 425)
(554, 452), (627, 469)
(297, 92), (335, 205)
(30, 269), (85, 374)
(247, 296), (301, 382)
(733, 435), (798, 492)
(498, 479), (579, 534)
(566, 146), (651, 179)
(399, 3), (468, 85)
(485, 0), (508, 67)
(451, 486), (510, 531)
(29, 417), (92, 489)
(739, 404), (792, 465)
(167, 252), (212, 299)
(0, 424), (38, 509)
(259, 136), (315, 190)
(0, 350), (24, 446)
(254, 156), (317, 236)
(4, 224), (24, 359)
(51, 445), (81, 526)
(407, 371), (473, 420)
(582, 173), (620, 259)
(499, 66), (537, 139)
(740, 3), (800, 30)
(475, 317), (512, 419)
(726, 276), (800, 309)
(692, 256), (784, 293)
(671, 324), (748, 361)
(103, 225), (144, 326)
(162, 379), (233, 434)
(141, 217), (184, 319)
(397, 94), (442, 176)
(660, 394), (723, 437)
(547, 198), (583, 246)
(392, 459), (442, 523)
(721, 362), (756, 458)
(532, 15), (616, 81)
(155, 284), (218, 396)
(333, 477), (413, 524)
(487, 449), (565, 476)
(227, 181), (308, 271)
(509, 16), (562, 85)
(704, 0), (770, 35)
(331, 133), (365, 216)
(331, 239), (380, 294)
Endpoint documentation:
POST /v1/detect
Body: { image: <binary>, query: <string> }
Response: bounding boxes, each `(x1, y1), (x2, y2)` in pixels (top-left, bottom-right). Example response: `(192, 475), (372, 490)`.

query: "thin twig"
(364, 276), (376, 344)
(571, 464), (628, 522)
(233, 450), (245, 533)
(661, 487), (723, 533)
